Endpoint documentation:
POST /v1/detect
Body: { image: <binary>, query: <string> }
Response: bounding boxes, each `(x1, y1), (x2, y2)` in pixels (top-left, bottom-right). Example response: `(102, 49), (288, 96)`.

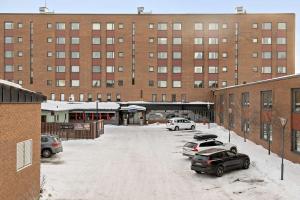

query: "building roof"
(120, 101), (214, 105)
(41, 100), (120, 111)
(215, 73), (300, 91)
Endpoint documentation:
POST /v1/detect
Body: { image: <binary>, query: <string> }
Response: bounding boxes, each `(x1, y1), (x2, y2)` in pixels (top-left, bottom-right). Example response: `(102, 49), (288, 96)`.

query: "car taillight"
(192, 146), (198, 152)
(206, 160), (213, 165)
(51, 142), (60, 148)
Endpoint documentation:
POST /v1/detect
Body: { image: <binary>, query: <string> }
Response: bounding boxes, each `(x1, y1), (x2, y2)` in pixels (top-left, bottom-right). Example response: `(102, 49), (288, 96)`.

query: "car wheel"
(191, 125), (195, 130)
(174, 126), (179, 131)
(242, 159), (250, 169)
(216, 165), (224, 177)
(42, 149), (52, 158)
(230, 147), (237, 154)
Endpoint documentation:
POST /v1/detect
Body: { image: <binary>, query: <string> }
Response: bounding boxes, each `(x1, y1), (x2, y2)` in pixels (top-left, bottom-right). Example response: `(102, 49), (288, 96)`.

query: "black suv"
(191, 148), (250, 177)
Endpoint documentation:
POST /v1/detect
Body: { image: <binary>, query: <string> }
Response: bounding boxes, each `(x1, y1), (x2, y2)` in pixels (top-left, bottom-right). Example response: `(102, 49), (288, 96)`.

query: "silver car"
(41, 135), (63, 158)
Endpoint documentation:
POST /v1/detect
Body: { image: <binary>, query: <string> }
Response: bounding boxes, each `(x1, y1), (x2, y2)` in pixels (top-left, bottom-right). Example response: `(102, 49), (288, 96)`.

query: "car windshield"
(184, 142), (197, 148)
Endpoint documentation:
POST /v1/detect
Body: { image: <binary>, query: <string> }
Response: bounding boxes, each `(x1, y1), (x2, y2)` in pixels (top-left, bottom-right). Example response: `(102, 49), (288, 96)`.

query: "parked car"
(41, 135), (63, 158)
(193, 133), (218, 140)
(191, 148), (250, 177)
(166, 117), (196, 131)
(182, 139), (237, 158)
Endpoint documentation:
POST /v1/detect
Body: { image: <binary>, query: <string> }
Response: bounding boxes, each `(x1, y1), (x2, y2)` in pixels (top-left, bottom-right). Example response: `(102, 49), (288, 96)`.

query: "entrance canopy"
(120, 105), (146, 113)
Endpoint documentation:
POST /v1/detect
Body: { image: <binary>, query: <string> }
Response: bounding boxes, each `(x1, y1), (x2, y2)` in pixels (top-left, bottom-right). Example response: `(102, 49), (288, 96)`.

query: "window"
(16, 139), (32, 171)
(262, 22), (272, 30)
(241, 119), (250, 133)
(92, 23), (101, 30)
(173, 23), (182, 30)
(161, 94), (167, 102)
(116, 94), (121, 101)
(71, 80), (80, 87)
(194, 38), (203, 45)
(71, 37), (80, 44)
(5, 65), (14, 72)
(261, 66), (272, 74)
(222, 52), (228, 58)
(172, 81), (181, 88)
(18, 65), (23, 71)
(158, 66), (167, 73)
(252, 23), (258, 29)
(47, 23), (52, 29)
(252, 38), (258, 43)
(79, 94), (84, 101)
(158, 23), (168, 30)
(97, 93), (102, 101)
(107, 93), (112, 101)
(18, 37), (23, 43)
(106, 66), (115, 73)
(60, 93), (65, 101)
(47, 51), (53, 57)
(261, 91), (272, 109)
(208, 23), (218, 30)
(194, 23), (203, 30)
(148, 66), (154, 72)
(222, 38), (228, 43)
(277, 66), (287, 73)
(92, 80), (101, 87)
(118, 37), (124, 43)
(56, 37), (65, 44)
(106, 80), (114, 88)
(56, 51), (65, 58)
(221, 81), (227, 87)
(71, 66), (80, 73)
(51, 93), (55, 100)
(106, 37), (115, 44)
(261, 123), (272, 141)
(158, 80), (167, 88)
(208, 81), (218, 88)
(158, 52), (167, 59)
(5, 36), (13, 44)
(148, 23), (154, 29)
(56, 23), (66, 30)
(5, 22), (14, 29)
(208, 38), (218, 44)
(148, 80), (154, 87)
(262, 52), (272, 59)
(47, 80), (52, 86)
(222, 66), (228, 72)
(47, 37), (53, 43)
(194, 80), (203, 88)
(208, 66), (218, 73)
(113, 23), (122, 30)
(106, 23), (114, 30)
(118, 66), (124, 72)
(292, 130), (300, 152)
(118, 80), (123, 86)
(92, 66), (101, 73)
(5, 51), (13, 58)
(18, 51), (23, 57)
(209, 52), (218, 59)
(277, 51), (287, 59)
(56, 66), (65, 73)
(92, 52), (101, 59)
(92, 37), (101, 44)
(242, 92), (250, 106)
(148, 37), (154, 43)
(194, 66), (203, 73)
(106, 51), (115, 59)
(71, 52), (80, 59)
(173, 52), (181, 59)
(293, 89), (300, 112)
(148, 52), (154, 58)
(252, 52), (258, 58)
(262, 37), (272, 44)
(194, 52), (203, 59)
(277, 37), (287, 44)
(56, 80), (66, 87)
(278, 22), (287, 30)
(152, 94), (157, 102)
(172, 66), (181, 73)
(71, 22), (80, 30)
(173, 37), (182, 45)
(158, 37), (167, 44)
(47, 65), (52, 71)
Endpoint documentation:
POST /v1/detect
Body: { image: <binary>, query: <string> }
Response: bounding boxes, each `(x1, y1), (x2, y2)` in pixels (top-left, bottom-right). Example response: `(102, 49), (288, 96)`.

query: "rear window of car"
(194, 154), (210, 160)
(184, 142), (197, 148)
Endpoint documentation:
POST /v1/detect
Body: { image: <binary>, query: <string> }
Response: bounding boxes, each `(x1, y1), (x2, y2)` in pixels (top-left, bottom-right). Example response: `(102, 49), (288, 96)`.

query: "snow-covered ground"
(41, 124), (300, 200)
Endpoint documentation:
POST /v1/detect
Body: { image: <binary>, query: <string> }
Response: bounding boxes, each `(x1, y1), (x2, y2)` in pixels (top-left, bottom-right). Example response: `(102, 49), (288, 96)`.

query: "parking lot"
(41, 124), (300, 200)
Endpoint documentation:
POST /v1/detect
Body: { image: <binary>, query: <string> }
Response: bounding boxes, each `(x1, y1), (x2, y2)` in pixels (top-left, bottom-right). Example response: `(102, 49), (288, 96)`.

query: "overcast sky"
(1, 0), (299, 73)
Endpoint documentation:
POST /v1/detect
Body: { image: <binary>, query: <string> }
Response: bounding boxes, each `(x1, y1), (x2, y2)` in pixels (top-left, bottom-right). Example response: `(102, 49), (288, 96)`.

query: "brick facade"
(215, 75), (300, 164)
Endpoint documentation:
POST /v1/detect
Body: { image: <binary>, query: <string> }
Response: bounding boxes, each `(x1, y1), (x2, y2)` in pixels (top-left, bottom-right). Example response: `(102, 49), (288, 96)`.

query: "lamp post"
(279, 117), (287, 180)
(96, 100), (99, 136)
(228, 108), (232, 143)
(207, 104), (211, 129)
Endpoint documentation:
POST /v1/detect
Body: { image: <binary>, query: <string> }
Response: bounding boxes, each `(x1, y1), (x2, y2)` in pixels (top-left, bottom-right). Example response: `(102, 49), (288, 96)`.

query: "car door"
(223, 151), (240, 170)
(182, 119), (189, 129)
(178, 119), (184, 129)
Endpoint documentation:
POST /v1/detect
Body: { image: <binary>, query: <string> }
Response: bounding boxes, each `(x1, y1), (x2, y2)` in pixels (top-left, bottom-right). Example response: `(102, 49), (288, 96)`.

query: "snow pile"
(41, 100), (120, 111)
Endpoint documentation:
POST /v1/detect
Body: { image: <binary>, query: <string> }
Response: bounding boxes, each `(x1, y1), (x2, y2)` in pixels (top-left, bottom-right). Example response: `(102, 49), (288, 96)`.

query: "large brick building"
(214, 74), (300, 164)
(0, 80), (46, 200)
(0, 11), (295, 102)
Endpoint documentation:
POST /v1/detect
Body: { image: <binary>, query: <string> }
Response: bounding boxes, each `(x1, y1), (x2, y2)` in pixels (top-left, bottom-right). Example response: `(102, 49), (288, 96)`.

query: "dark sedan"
(191, 148), (250, 177)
